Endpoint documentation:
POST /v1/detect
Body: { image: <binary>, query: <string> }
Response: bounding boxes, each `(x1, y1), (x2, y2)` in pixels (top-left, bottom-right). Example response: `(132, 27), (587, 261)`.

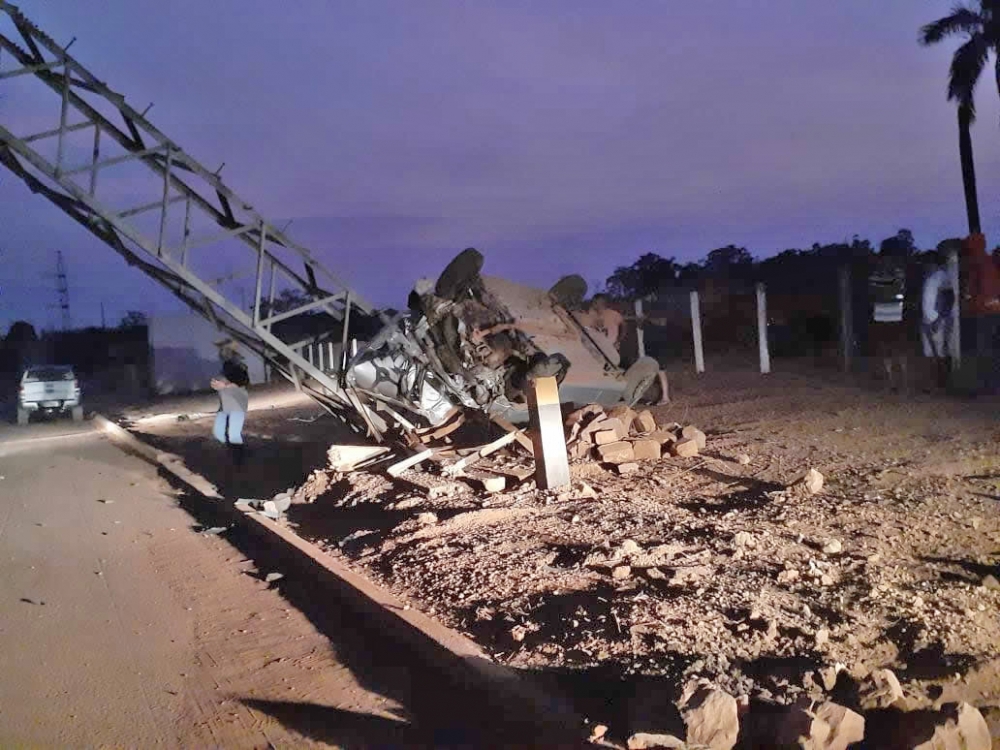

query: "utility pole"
(55, 251), (71, 330)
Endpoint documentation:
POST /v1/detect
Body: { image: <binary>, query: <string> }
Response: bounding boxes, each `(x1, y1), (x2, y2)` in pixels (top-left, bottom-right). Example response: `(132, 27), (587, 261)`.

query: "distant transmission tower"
(54, 250), (71, 330)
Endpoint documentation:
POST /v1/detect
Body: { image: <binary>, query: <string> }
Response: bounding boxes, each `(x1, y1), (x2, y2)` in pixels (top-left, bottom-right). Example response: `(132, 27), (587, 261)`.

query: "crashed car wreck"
(344, 248), (662, 431)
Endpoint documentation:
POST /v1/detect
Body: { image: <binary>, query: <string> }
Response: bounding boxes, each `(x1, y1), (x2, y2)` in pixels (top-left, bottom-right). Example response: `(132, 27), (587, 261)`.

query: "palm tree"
(919, 2), (1000, 234)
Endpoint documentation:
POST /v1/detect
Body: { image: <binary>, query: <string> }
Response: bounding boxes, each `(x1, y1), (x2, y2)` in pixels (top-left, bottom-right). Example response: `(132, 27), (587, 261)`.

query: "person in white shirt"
(920, 252), (956, 388)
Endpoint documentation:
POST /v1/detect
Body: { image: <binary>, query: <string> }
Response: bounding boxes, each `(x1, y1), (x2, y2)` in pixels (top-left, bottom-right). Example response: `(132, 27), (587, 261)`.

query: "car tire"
(548, 274), (588, 309)
(435, 247), (484, 300)
(16, 407), (29, 426)
(622, 357), (660, 407)
(71, 406), (84, 422)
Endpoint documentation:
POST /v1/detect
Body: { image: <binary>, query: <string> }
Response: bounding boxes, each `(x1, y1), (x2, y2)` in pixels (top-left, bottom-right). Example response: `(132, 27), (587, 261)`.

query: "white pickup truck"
(17, 365), (83, 425)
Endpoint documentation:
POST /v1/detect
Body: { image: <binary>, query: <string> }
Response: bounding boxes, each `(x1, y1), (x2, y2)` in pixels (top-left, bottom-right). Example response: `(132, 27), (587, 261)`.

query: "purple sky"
(2, 0), (999, 332)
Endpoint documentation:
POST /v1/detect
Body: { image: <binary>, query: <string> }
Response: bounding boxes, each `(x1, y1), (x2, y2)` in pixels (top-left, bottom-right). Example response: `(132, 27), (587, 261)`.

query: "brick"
(631, 439), (661, 461)
(672, 438), (699, 458)
(564, 403), (604, 428)
(593, 429), (622, 446)
(606, 405), (636, 432)
(596, 441), (635, 464)
(681, 425), (707, 450)
(649, 430), (678, 446)
(633, 410), (657, 434)
(582, 417), (626, 441)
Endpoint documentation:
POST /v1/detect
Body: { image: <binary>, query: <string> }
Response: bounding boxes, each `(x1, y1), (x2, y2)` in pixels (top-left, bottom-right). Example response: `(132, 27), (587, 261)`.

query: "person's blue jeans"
(213, 411), (245, 445)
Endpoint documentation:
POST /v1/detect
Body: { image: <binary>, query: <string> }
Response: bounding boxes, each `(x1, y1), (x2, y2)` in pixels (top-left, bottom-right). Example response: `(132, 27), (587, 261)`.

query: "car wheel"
(548, 275), (588, 309)
(435, 247), (484, 300)
(621, 357), (660, 407)
(16, 407), (29, 426)
(71, 406), (84, 422)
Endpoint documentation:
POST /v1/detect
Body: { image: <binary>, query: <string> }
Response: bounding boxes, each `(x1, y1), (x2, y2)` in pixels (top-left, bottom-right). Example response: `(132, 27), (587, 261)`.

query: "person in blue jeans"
(210, 342), (250, 465)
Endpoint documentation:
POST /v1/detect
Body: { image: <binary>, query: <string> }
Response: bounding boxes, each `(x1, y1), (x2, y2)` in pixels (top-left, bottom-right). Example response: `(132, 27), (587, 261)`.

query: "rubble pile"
(265, 375), (1000, 746)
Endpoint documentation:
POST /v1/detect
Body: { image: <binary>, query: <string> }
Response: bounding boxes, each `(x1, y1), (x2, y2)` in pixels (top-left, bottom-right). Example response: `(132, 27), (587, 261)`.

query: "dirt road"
(0, 421), (558, 747)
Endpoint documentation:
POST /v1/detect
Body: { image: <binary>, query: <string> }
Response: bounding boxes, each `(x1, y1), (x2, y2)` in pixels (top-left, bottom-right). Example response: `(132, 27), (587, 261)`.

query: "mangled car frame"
(343, 249), (662, 435)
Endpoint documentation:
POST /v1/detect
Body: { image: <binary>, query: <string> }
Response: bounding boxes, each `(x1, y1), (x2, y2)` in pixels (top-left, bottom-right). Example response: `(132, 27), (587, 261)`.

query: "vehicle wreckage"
(343, 248), (663, 438)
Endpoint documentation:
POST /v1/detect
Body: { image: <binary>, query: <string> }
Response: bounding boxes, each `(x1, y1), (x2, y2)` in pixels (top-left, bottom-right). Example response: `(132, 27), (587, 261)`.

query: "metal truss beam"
(0, 2), (386, 436)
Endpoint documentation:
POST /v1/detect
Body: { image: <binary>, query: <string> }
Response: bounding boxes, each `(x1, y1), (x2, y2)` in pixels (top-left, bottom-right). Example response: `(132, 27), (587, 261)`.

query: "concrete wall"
(148, 314), (265, 395)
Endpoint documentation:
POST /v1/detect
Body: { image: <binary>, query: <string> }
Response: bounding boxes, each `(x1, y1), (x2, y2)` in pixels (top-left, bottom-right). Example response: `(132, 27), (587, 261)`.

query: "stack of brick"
(564, 403), (708, 468)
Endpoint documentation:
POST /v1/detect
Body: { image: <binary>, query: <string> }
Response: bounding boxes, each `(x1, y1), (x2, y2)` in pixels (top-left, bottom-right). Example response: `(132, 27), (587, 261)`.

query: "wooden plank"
(387, 448), (433, 478)
(444, 430), (521, 477)
(490, 415), (535, 456)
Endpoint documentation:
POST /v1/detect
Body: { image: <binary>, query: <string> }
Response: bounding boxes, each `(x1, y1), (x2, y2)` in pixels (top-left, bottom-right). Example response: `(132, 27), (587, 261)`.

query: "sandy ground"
(131, 365), (1000, 746)
(0, 418), (560, 748)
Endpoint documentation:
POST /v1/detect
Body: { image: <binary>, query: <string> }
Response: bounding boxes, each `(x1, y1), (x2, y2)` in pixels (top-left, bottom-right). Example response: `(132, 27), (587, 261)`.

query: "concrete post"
(690, 290), (705, 373)
(838, 266), (853, 373)
(948, 249), (962, 370)
(756, 283), (771, 374)
(526, 376), (570, 490)
(634, 298), (646, 358)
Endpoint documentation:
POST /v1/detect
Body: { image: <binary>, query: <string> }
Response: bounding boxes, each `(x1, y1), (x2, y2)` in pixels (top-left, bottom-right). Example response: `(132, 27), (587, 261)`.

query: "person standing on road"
(210, 340), (250, 465)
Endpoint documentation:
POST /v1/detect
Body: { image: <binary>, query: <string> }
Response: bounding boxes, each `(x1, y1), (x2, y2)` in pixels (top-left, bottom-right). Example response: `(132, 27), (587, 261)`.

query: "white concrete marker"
(756, 283), (771, 375)
(690, 290), (705, 374)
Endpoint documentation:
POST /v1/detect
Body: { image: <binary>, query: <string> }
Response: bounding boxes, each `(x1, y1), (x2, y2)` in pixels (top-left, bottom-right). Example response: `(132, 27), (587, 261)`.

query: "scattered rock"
(264, 572), (284, 584)
(271, 492), (292, 513)
(809, 702), (865, 750)
(737, 453), (751, 466)
(201, 526), (228, 536)
(597, 441), (636, 464)
(681, 425), (707, 451)
(510, 625), (527, 642)
(588, 724), (609, 743)
(617, 462), (640, 476)
(633, 410), (658, 434)
(733, 531), (756, 549)
(626, 732), (685, 749)
(913, 702), (991, 750)
(860, 668), (904, 709)
(631, 439), (662, 461)
(822, 539), (843, 555)
(673, 438), (699, 458)
(777, 568), (800, 584)
(649, 430), (678, 446)
(982, 574), (1000, 591)
(681, 687), (739, 749)
(796, 468), (825, 495)
(814, 628), (830, 648)
(428, 483), (462, 499)
(416, 512), (438, 526)
(481, 476), (507, 494)
(620, 539), (643, 557)
(612, 565), (632, 580)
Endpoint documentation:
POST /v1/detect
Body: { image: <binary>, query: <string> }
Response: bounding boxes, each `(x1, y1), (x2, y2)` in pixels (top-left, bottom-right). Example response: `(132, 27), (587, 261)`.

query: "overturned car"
(344, 249), (662, 430)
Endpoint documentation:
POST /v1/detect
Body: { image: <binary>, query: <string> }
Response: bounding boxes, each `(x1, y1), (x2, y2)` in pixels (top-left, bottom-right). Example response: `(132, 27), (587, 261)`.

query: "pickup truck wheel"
(71, 406), (84, 422)
(16, 407), (29, 426)
(435, 247), (483, 300)
(622, 357), (660, 407)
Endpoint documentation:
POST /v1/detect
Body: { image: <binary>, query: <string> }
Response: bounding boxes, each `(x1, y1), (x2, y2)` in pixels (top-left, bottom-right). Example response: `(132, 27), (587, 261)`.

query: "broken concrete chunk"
(913, 703), (991, 750)
(327, 445), (389, 472)
(681, 425), (707, 450)
(822, 539), (843, 555)
(612, 564), (632, 580)
(480, 476), (507, 494)
(617, 462), (640, 476)
(860, 668), (904, 709)
(626, 732), (685, 749)
(633, 409), (657, 435)
(795, 468), (825, 495)
(672, 438), (699, 458)
(631, 439), (661, 461)
(597, 441), (636, 464)
(810, 702), (865, 750)
(681, 687), (739, 749)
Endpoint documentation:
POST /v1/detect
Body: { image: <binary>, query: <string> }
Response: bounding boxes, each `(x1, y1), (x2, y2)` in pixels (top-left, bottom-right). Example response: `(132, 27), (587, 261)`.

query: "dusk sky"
(2, 1), (1000, 332)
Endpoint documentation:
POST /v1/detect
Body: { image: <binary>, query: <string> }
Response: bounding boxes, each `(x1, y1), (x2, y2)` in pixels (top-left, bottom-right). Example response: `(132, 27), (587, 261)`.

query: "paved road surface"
(0, 420), (554, 747)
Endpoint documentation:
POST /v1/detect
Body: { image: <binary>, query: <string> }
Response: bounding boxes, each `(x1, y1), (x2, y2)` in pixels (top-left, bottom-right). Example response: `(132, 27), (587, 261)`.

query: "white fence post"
(634, 298), (646, 358)
(947, 249), (962, 370)
(690, 290), (705, 374)
(756, 283), (771, 374)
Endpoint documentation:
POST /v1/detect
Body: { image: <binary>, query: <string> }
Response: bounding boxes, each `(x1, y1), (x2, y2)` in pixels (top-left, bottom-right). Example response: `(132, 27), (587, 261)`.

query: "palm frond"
(921, 5), (984, 44)
(947, 34), (989, 113)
